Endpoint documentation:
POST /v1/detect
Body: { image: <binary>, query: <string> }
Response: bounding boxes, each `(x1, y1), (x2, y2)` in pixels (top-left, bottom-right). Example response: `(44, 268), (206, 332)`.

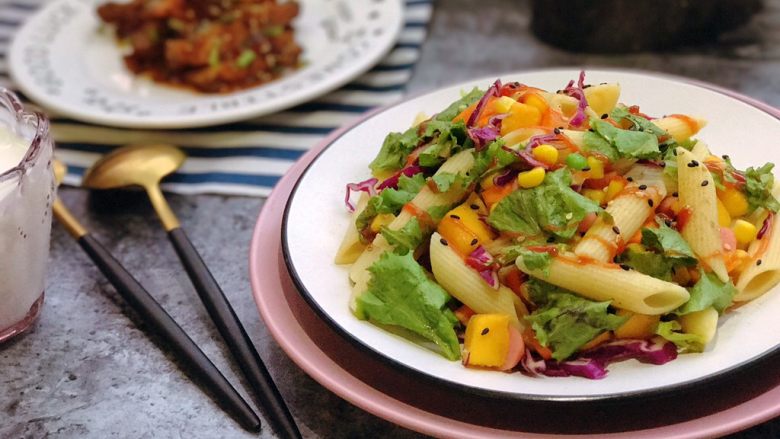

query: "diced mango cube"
(716, 198), (732, 227)
(586, 156), (605, 179)
(464, 314), (511, 367)
(437, 217), (479, 256)
(604, 179), (626, 202)
(733, 219), (757, 245)
(447, 205), (494, 244)
(614, 311), (660, 339)
(582, 188), (606, 204)
(520, 92), (549, 114)
(494, 96), (518, 114)
(720, 187), (749, 217)
(500, 103), (542, 135)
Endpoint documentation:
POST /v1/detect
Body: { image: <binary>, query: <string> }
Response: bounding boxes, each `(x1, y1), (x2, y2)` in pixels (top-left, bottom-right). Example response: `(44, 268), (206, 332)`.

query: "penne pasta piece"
(561, 129), (585, 149)
(516, 254), (690, 315)
(335, 192), (370, 264)
(348, 150), (476, 291)
(679, 307), (719, 345)
(575, 165), (666, 262)
(654, 115), (707, 143)
(676, 148), (729, 282)
(690, 140), (711, 161)
(430, 232), (523, 329)
(735, 214), (780, 301)
(583, 83), (621, 116)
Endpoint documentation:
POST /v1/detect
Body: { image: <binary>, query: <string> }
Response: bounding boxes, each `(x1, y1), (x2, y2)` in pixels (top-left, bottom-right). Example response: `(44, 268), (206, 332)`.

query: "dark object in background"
(531, 0), (763, 53)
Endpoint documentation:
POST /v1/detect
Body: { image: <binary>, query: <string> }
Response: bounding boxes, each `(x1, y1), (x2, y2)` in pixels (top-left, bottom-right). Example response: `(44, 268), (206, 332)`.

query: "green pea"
(566, 152), (588, 170)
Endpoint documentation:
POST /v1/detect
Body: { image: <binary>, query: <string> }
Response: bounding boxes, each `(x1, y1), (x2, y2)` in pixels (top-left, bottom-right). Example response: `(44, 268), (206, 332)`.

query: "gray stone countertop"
(2, 0), (779, 437)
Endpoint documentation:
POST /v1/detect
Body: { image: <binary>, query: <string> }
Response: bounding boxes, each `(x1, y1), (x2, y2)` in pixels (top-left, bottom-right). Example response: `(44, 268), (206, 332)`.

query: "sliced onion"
(344, 177), (378, 212)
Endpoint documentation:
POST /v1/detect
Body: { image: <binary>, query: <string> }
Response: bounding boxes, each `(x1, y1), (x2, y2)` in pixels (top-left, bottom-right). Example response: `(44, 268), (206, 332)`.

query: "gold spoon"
(81, 145), (301, 439)
(51, 160), (260, 431)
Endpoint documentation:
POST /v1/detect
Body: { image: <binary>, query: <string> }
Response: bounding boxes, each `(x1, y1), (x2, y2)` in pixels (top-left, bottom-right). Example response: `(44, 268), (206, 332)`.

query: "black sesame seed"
(701, 180), (709, 187)
(557, 126), (565, 130)
(547, 236), (555, 243)
(450, 214), (461, 220)
(601, 113), (608, 119)
(580, 231), (586, 237)
(648, 199), (654, 207)
(620, 264), (631, 271)
(588, 128), (595, 132)
(639, 184), (647, 190)
(553, 127), (561, 135)
(757, 259), (763, 266)
(687, 160), (699, 168)
(612, 226), (621, 234)
(627, 177), (634, 182)
(440, 238), (448, 246)
(481, 328), (490, 335)
(673, 191), (679, 197)
(470, 238), (478, 246)
(470, 204), (479, 210)
(722, 154), (730, 160)
(582, 166), (591, 171)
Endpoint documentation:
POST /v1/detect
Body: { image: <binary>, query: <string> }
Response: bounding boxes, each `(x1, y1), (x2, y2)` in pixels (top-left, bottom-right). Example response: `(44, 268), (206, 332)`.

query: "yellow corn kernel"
(500, 103), (542, 136)
(532, 144), (559, 165)
(720, 187), (749, 217)
(582, 188), (606, 204)
(464, 314), (510, 367)
(716, 198), (732, 227)
(369, 213), (395, 233)
(605, 179), (626, 202)
(521, 93), (549, 114)
(587, 156), (604, 179)
(733, 219), (758, 245)
(494, 96), (517, 114)
(517, 167), (546, 188)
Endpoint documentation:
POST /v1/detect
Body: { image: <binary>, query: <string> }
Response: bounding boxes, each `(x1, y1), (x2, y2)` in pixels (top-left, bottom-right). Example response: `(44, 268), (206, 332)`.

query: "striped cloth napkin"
(0, 0), (433, 196)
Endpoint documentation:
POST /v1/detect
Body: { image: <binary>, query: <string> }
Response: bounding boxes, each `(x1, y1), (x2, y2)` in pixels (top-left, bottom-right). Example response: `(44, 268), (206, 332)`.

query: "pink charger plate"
(249, 70), (780, 438)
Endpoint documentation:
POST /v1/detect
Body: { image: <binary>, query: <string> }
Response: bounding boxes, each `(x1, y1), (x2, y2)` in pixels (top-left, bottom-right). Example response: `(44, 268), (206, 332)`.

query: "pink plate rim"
(249, 68), (780, 438)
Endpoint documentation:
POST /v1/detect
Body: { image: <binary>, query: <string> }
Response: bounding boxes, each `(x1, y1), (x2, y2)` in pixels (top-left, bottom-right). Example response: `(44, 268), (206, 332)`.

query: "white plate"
(282, 69), (780, 401)
(8, 0), (403, 129)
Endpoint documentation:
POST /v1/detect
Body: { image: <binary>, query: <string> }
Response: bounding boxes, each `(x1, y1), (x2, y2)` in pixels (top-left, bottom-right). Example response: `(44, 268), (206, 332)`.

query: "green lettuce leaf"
(588, 119), (661, 160)
(468, 139), (516, 184)
(355, 173), (426, 232)
(381, 217), (424, 255)
(617, 244), (675, 281)
(431, 172), (462, 193)
(524, 279), (627, 361)
(610, 106), (670, 139)
(369, 89), (483, 175)
(488, 168), (602, 239)
(426, 204), (452, 223)
(655, 320), (705, 353)
(417, 120), (470, 167)
(676, 271), (737, 315)
(641, 220), (698, 265)
(355, 252), (461, 360)
(744, 163), (780, 213)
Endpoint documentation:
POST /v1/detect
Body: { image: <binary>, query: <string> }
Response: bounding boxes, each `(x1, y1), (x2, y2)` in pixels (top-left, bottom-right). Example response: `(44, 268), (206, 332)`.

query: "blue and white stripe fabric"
(0, 0), (433, 196)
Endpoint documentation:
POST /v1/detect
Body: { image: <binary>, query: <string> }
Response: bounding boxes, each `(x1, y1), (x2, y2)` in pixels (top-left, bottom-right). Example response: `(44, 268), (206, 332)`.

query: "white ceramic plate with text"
(8, 0), (403, 129)
(283, 69), (780, 401)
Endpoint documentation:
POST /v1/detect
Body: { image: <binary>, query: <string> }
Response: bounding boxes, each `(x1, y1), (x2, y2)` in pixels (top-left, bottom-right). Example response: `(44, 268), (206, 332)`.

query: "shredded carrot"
(523, 328), (553, 360)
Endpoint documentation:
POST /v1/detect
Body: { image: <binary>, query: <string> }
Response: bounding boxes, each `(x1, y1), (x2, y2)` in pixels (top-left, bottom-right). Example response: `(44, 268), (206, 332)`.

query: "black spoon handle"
(167, 227), (301, 439)
(77, 233), (261, 432)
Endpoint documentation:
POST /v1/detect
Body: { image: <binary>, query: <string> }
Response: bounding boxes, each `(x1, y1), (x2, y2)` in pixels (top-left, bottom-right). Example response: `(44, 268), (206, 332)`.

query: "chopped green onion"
(263, 25), (284, 37)
(236, 49), (257, 68)
(208, 40), (221, 67)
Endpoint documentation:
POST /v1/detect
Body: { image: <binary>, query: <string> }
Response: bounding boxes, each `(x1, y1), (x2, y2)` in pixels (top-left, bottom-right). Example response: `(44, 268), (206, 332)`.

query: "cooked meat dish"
(97, 0), (302, 93)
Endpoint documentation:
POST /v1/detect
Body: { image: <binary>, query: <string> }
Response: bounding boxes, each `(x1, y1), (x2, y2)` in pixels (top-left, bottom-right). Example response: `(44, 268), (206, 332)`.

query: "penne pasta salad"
(336, 72), (780, 379)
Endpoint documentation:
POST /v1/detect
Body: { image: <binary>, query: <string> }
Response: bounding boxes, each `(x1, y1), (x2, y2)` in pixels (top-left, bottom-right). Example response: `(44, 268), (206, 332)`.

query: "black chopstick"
(77, 233), (261, 432)
(168, 228), (301, 439)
